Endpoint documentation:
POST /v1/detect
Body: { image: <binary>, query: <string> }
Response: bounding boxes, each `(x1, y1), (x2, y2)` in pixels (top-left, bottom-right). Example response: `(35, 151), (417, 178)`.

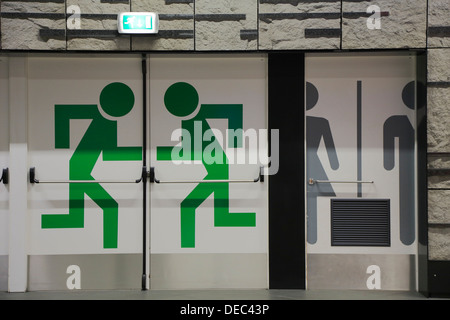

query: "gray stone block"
(428, 0), (450, 48)
(342, 0), (427, 49)
(427, 86), (450, 153)
(429, 227), (450, 260)
(428, 190), (450, 224)
(428, 49), (450, 82)
(428, 154), (450, 171)
(258, 0), (341, 50)
(131, 0), (194, 51)
(66, 0), (130, 51)
(1, 0), (66, 50)
(195, 0), (257, 51)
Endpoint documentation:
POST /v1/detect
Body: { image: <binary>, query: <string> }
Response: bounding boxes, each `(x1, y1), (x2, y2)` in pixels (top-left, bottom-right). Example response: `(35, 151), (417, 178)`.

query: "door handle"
(150, 166), (264, 184)
(0, 168), (8, 185)
(308, 178), (374, 185)
(29, 167), (145, 184)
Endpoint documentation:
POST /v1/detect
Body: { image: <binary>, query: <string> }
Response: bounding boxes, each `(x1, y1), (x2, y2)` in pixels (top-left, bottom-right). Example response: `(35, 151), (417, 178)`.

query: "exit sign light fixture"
(118, 12), (159, 34)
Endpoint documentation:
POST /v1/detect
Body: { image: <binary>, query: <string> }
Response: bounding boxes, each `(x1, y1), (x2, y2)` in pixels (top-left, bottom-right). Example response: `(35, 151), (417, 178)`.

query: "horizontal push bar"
(0, 168), (8, 185)
(29, 167), (146, 184)
(150, 166), (264, 184)
(308, 178), (374, 185)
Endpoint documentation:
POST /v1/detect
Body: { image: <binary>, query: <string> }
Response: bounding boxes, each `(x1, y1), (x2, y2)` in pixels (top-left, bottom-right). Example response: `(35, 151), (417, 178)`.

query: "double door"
(26, 54), (268, 290)
(4, 52), (419, 292)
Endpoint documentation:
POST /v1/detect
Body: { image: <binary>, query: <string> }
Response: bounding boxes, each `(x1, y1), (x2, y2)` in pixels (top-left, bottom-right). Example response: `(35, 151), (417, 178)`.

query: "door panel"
(305, 53), (417, 290)
(149, 54), (268, 289)
(27, 55), (144, 290)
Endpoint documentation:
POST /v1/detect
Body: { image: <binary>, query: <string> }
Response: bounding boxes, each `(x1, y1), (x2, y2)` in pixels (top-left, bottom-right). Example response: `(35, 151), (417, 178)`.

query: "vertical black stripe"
(64, 0), (67, 50)
(193, 0), (196, 51)
(340, 0), (343, 49)
(357, 80), (362, 197)
(141, 54), (148, 290)
(416, 51), (429, 296)
(268, 52), (305, 289)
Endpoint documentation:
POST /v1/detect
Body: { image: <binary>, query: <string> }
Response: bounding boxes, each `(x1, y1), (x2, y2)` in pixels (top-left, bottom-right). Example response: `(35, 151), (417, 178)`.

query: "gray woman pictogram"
(306, 82), (339, 245)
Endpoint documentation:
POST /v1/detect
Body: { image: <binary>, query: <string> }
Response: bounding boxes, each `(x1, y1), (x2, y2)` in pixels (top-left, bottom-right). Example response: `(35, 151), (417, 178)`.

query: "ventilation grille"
(331, 199), (390, 247)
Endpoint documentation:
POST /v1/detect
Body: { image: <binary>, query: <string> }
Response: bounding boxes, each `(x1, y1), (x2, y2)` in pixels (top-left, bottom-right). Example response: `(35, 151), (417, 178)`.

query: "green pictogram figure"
(157, 82), (256, 248)
(42, 82), (142, 249)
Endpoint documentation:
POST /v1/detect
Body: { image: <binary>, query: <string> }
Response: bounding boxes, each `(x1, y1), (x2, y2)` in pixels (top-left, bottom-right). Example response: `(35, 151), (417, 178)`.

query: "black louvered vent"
(331, 199), (390, 247)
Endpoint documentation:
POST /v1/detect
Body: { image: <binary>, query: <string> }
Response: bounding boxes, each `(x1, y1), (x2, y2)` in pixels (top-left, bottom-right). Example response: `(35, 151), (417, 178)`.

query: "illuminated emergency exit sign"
(117, 12), (159, 34)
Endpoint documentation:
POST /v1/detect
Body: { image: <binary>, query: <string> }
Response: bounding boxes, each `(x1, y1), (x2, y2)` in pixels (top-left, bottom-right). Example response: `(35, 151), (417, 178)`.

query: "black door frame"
(268, 52), (306, 289)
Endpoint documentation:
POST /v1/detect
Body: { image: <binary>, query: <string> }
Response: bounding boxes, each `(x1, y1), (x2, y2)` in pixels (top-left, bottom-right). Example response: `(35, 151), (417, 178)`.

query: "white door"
(27, 55), (144, 290)
(149, 54), (269, 289)
(305, 52), (417, 290)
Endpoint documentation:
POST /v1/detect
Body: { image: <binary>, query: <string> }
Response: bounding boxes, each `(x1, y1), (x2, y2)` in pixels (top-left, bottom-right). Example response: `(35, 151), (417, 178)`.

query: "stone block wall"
(427, 0), (450, 262)
(1, 0), (66, 50)
(0, 0), (434, 52)
(342, 0), (427, 49)
(0, 0), (449, 264)
(131, 0), (194, 51)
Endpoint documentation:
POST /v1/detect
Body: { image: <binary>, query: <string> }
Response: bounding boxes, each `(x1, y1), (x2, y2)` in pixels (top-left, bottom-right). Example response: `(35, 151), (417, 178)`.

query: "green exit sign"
(118, 12), (159, 34)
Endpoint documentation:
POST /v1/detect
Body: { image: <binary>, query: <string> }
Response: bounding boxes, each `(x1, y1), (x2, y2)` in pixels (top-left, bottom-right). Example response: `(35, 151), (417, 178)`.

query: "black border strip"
(357, 80), (362, 197)
(195, 14), (246, 22)
(428, 26), (450, 38)
(259, 12), (340, 21)
(260, 0), (340, 3)
(1, 0), (64, 2)
(428, 81), (450, 88)
(240, 29), (258, 41)
(165, 0), (193, 3)
(268, 52), (306, 289)
(428, 261), (450, 298)
(416, 50), (429, 297)
(304, 28), (340, 38)
(39, 29), (194, 39)
(100, 0), (129, 3)
(1, 12), (65, 19)
(141, 54), (148, 290)
(342, 11), (390, 18)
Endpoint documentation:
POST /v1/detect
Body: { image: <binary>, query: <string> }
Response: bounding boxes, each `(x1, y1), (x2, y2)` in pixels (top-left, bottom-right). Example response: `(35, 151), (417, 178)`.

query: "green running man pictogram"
(157, 82), (256, 248)
(41, 82), (142, 249)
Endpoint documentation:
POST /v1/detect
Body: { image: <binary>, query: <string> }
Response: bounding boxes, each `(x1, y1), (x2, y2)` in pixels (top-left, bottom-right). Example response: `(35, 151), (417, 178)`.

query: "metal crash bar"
(0, 168), (8, 185)
(308, 178), (374, 185)
(29, 167), (147, 184)
(150, 166), (264, 184)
